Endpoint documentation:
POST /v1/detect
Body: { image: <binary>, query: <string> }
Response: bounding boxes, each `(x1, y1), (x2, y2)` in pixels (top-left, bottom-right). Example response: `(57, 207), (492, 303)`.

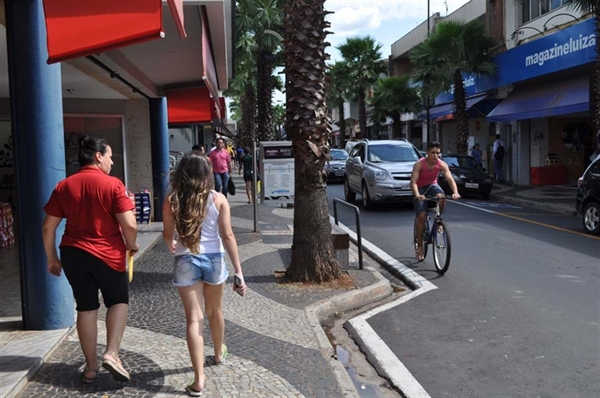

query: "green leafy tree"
(369, 76), (421, 139)
(411, 20), (496, 154)
(271, 103), (285, 140)
(337, 36), (386, 140)
(283, 0), (340, 282)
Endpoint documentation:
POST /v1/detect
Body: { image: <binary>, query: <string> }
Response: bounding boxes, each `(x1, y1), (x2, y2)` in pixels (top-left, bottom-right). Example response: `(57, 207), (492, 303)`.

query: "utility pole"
(425, 0), (431, 147)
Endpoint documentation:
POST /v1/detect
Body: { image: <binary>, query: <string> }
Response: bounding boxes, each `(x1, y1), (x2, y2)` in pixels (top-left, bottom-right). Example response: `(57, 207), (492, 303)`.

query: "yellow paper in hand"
(127, 253), (134, 282)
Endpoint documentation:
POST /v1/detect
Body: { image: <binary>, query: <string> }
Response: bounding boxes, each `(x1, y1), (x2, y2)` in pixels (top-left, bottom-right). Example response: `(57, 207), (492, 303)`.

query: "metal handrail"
(332, 198), (363, 270)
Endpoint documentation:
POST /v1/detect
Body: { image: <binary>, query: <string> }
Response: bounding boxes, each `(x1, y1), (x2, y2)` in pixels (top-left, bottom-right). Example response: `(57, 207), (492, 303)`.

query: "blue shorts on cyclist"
(413, 184), (444, 214)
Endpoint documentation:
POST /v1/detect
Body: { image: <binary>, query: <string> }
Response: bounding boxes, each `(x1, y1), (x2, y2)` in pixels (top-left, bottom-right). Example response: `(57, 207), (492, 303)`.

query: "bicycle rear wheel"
(413, 218), (428, 261)
(432, 220), (451, 274)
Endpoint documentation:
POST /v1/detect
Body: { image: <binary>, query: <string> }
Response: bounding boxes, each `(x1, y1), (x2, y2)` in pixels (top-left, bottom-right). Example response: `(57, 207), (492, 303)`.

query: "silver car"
(343, 139), (422, 209)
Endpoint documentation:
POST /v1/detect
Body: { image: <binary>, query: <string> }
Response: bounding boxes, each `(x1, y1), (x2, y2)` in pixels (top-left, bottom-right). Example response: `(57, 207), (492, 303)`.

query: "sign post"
(259, 141), (294, 205)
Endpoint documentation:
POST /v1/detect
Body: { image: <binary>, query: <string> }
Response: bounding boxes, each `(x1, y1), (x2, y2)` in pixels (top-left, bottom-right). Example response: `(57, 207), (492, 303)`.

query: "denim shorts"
(172, 253), (228, 286)
(414, 184), (445, 214)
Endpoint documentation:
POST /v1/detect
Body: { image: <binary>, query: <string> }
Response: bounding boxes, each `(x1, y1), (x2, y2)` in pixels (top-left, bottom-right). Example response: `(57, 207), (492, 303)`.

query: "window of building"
(522, 0), (571, 23)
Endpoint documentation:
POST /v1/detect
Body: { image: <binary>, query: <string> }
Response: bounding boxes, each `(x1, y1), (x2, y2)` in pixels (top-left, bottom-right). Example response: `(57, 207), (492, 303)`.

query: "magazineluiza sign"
(524, 32), (596, 67)
(495, 17), (596, 86)
(434, 18), (596, 105)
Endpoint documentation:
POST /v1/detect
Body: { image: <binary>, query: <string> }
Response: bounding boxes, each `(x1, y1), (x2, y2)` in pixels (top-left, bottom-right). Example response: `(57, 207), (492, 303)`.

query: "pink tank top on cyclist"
(416, 158), (441, 188)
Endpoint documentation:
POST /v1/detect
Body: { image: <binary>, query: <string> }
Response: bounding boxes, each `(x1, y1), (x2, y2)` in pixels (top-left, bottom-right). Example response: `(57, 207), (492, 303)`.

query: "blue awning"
(487, 77), (589, 122)
(420, 94), (488, 120)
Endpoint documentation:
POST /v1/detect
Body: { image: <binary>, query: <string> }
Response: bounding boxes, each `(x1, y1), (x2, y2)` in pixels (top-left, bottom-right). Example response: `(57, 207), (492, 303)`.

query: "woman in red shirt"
(42, 136), (138, 384)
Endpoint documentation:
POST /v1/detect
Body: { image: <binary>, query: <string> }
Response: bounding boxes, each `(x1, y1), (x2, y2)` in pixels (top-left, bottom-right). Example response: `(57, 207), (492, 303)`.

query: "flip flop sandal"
(102, 351), (130, 382)
(185, 383), (203, 397)
(215, 343), (228, 365)
(80, 367), (99, 384)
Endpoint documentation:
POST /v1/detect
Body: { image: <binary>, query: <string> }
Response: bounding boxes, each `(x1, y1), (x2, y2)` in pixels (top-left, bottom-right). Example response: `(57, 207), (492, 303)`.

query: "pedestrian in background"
(191, 144), (206, 156)
(492, 134), (505, 182)
(208, 138), (231, 197)
(162, 152), (247, 397)
(42, 135), (138, 384)
(238, 147), (255, 203)
(471, 143), (483, 168)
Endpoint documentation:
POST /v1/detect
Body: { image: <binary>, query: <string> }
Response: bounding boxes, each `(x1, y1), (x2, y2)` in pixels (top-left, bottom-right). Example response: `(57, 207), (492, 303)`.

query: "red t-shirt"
(43, 166), (135, 272)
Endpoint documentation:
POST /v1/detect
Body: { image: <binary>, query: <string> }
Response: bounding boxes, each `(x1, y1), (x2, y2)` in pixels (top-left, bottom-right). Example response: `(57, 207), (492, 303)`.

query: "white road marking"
(451, 200), (499, 214)
(331, 216), (435, 398)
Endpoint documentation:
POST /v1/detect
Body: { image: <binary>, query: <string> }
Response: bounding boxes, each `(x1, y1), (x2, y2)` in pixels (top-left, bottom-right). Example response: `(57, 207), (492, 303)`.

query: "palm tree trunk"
(256, 49), (274, 141)
(392, 113), (402, 138)
(338, 104), (346, 142)
(241, 84), (256, 148)
(358, 94), (367, 139)
(453, 70), (468, 154)
(283, 0), (340, 283)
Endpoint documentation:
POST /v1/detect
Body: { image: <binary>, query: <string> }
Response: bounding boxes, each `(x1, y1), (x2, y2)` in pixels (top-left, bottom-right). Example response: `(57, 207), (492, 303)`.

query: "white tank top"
(174, 191), (224, 255)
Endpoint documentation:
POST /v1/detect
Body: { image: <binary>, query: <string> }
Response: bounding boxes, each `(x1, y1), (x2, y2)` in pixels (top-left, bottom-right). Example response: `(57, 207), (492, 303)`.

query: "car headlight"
(452, 173), (460, 181)
(374, 171), (390, 181)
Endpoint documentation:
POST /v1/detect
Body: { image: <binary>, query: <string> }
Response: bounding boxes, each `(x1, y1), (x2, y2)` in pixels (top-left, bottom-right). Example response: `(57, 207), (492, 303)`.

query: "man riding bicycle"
(410, 142), (460, 261)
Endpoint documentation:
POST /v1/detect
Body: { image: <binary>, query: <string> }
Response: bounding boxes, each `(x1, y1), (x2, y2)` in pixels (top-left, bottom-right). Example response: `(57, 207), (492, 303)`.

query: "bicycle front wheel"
(432, 220), (451, 274)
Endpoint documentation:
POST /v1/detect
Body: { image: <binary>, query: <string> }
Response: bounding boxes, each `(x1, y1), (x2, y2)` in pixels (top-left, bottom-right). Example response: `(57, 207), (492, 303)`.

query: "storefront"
(424, 16), (598, 185)
(0, 0), (232, 331)
(486, 17), (597, 185)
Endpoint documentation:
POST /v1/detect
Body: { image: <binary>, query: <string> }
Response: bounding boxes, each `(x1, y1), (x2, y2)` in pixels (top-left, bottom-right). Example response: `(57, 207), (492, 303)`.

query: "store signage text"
(434, 18), (596, 105)
(525, 33), (596, 67)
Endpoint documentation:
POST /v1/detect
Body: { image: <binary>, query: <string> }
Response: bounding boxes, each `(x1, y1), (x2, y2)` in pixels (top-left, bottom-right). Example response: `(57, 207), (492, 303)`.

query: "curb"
(2, 326), (74, 398)
(490, 193), (574, 215)
(304, 267), (393, 398)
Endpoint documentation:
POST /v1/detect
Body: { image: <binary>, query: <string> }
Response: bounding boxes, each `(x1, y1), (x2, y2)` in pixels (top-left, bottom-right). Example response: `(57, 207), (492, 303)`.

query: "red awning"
(210, 98), (226, 120)
(200, 6), (221, 118)
(167, 87), (212, 125)
(43, 0), (164, 64)
(167, 0), (187, 39)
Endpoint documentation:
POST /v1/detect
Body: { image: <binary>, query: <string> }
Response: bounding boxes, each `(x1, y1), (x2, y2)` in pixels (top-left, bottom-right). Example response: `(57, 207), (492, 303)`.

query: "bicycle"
(413, 196), (452, 274)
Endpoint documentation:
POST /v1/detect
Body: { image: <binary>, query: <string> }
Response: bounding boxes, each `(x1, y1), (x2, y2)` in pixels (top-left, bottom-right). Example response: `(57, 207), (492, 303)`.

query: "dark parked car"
(438, 154), (493, 199)
(326, 149), (349, 182)
(575, 156), (600, 235)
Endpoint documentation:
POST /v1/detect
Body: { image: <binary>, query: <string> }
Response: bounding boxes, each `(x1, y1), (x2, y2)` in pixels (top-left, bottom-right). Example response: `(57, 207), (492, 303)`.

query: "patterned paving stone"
(17, 231), (345, 397)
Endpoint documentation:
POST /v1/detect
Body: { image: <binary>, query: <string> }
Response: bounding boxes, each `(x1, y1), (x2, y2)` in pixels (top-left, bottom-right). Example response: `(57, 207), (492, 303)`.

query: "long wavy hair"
(167, 152), (214, 253)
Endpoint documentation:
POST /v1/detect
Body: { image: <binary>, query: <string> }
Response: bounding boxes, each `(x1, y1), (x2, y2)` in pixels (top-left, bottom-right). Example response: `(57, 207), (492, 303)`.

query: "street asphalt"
(327, 182), (599, 398)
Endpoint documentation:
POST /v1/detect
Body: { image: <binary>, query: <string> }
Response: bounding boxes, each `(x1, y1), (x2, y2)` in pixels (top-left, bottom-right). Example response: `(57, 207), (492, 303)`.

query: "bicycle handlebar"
(422, 195), (456, 201)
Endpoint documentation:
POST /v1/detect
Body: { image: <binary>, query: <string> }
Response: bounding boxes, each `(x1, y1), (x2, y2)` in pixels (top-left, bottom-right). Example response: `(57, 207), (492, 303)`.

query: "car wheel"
(582, 201), (600, 235)
(344, 178), (356, 202)
(362, 183), (374, 210)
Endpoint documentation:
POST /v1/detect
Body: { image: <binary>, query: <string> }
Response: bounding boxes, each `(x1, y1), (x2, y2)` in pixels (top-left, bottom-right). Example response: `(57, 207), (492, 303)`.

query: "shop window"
(522, 0), (571, 23)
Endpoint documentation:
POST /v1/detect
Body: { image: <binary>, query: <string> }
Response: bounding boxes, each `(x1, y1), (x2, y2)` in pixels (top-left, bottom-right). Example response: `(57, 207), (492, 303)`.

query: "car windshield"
(444, 156), (478, 169)
(330, 150), (348, 161)
(367, 144), (419, 163)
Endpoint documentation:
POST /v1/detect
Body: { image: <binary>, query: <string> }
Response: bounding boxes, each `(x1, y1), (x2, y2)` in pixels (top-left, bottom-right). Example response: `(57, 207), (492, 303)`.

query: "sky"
(270, 0), (472, 104)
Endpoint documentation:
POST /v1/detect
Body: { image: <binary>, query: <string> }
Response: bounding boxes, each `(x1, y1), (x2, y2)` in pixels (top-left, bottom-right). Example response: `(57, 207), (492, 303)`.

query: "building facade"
(0, 0), (233, 330)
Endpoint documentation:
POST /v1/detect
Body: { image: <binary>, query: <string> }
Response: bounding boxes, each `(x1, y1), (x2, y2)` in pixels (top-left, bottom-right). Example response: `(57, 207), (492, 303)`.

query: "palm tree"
(411, 20), (496, 154)
(369, 76), (421, 139)
(226, 29), (257, 148)
(327, 62), (352, 143)
(254, 0), (283, 141)
(337, 36), (387, 140)
(283, 0), (340, 283)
